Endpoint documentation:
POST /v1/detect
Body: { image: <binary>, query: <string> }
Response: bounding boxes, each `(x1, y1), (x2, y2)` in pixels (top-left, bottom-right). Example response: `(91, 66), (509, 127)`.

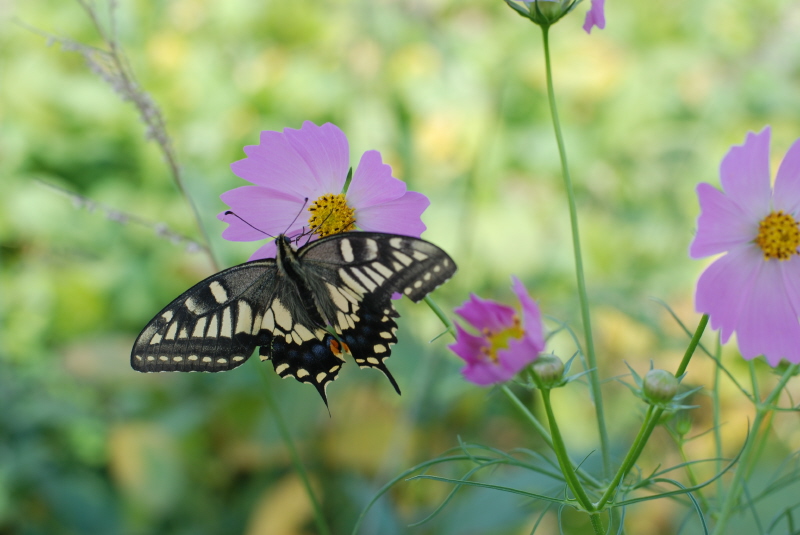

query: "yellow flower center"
(755, 210), (800, 261)
(307, 193), (356, 237)
(480, 316), (524, 363)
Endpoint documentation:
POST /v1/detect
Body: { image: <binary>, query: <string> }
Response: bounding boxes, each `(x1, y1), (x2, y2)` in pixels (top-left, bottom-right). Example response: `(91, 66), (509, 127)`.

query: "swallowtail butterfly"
(131, 232), (456, 404)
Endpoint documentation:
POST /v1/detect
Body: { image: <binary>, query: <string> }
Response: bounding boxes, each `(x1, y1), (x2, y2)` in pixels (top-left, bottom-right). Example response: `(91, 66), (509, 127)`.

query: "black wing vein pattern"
(131, 232), (457, 404)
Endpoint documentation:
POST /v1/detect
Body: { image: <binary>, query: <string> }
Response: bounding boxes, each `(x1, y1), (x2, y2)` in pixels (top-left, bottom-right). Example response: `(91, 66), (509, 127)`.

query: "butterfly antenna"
(282, 198), (309, 236)
(222, 211), (275, 238)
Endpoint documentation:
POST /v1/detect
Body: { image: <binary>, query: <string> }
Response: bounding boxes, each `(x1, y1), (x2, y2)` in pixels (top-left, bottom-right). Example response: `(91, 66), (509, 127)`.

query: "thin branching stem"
(540, 24), (609, 477)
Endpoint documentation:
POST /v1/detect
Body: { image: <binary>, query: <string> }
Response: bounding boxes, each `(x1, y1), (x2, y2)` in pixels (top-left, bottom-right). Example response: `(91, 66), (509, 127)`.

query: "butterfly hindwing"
(131, 261), (276, 372)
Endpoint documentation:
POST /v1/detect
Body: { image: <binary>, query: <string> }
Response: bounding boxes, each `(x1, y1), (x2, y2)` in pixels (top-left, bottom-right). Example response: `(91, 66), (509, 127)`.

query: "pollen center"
(755, 211), (800, 261)
(308, 193), (356, 238)
(481, 316), (524, 363)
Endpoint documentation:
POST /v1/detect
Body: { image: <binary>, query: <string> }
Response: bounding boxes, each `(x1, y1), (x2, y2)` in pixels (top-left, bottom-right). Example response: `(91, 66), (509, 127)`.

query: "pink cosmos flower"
(690, 126), (800, 366)
(219, 121), (429, 260)
(448, 277), (545, 385)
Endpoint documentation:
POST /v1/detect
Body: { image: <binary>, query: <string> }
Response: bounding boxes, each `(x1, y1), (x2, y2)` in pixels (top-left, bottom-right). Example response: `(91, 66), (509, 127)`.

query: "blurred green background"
(3, 0), (800, 533)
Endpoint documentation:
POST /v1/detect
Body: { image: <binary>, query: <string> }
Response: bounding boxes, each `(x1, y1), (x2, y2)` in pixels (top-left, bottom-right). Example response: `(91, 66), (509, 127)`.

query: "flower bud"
(524, 0), (573, 26)
(531, 354), (564, 388)
(642, 369), (679, 404)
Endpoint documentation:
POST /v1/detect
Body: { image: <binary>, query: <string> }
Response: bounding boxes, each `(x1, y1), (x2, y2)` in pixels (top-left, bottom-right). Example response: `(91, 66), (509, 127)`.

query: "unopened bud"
(642, 369), (679, 404)
(531, 354), (564, 388)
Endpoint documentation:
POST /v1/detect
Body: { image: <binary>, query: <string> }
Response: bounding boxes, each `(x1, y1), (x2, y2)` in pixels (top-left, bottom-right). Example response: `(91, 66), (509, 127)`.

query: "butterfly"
(130, 232), (457, 405)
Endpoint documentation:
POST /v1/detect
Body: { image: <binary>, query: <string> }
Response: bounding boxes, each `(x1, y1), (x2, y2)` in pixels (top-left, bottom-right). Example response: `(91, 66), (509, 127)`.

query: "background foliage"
(3, 0), (800, 533)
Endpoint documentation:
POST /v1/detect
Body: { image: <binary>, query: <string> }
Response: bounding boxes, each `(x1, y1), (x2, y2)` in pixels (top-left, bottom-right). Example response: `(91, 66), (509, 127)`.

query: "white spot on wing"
(165, 322), (179, 340)
(373, 344), (387, 353)
(362, 266), (385, 285)
(364, 238), (378, 260)
(275, 363), (289, 374)
(209, 281), (228, 303)
(414, 280), (423, 289)
(339, 268), (366, 294)
(192, 317), (207, 338)
(185, 297), (201, 314)
(372, 262), (393, 278)
(297, 368), (310, 378)
(380, 331), (392, 339)
(272, 299), (293, 330)
(350, 267), (377, 291)
(326, 283), (350, 312)
(340, 238), (355, 262)
(233, 356), (245, 362)
(262, 309), (275, 331)
(202, 356), (212, 363)
(294, 324), (315, 342)
(316, 372), (327, 383)
(393, 250), (413, 266)
(161, 310), (174, 322)
(412, 250), (429, 261)
(220, 307), (233, 338)
(150, 333), (162, 345)
(179, 328), (188, 339)
(389, 237), (403, 249)
(206, 314), (219, 338)
(367, 357), (380, 364)
(236, 301), (253, 334)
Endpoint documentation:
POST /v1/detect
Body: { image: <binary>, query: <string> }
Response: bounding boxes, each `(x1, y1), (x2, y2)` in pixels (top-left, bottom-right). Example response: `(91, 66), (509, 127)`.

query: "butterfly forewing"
(131, 261), (276, 372)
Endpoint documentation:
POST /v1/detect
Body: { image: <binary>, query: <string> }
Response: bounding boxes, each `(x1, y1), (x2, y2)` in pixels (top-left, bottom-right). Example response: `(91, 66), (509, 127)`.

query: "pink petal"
(719, 127), (772, 222)
(462, 360), (515, 386)
(355, 191), (429, 237)
(781, 257), (800, 325)
(448, 323), (489, 364)
(230, 123), (344, 200)
(695, 244), (763, 343)
(218, 186), (307, 241)
(248, 239), (278, 261)
(773, 138), (800, 214)
(455, 294), (517, 333)
(497, 337), (540, 375)
(735, 260), (800, 365)
(346, 150), (407, 208)
(582, 0), (605, 33)
(284, 122), (350, 194)
(511, 276), (545, 352)
(689, 183), (757, 258)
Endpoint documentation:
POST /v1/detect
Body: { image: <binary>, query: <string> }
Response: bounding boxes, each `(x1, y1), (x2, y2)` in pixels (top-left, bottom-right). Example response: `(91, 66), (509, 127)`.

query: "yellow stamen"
(755, 210), (800, 261)
(480, 316), (524, 362)
(307, 193), (356, 237)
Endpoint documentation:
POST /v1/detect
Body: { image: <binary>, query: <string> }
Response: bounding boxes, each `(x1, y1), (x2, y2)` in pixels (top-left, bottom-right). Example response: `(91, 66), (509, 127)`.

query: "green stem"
(540, 389), (604, 534)
(251, 359), (332, 535)
(712, 364), (799, 535)
(596, 314), (708, 509)
(712, 338), (723, 499)
(424, 295), (456, 339)
(540, 24), (609, 477)
(540, 389), (596, 512)
(501, 385), (602, 488)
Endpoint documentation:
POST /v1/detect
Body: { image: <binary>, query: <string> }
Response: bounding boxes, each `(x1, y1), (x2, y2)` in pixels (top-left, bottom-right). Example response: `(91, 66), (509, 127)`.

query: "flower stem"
(540, 389), (604, 533)
(596, 314), (708, 509)
(711, 363), (799, 535)
(540, 24), (609, 477)
(251, 358), (332, 535)
(501, 385), (602, 488)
